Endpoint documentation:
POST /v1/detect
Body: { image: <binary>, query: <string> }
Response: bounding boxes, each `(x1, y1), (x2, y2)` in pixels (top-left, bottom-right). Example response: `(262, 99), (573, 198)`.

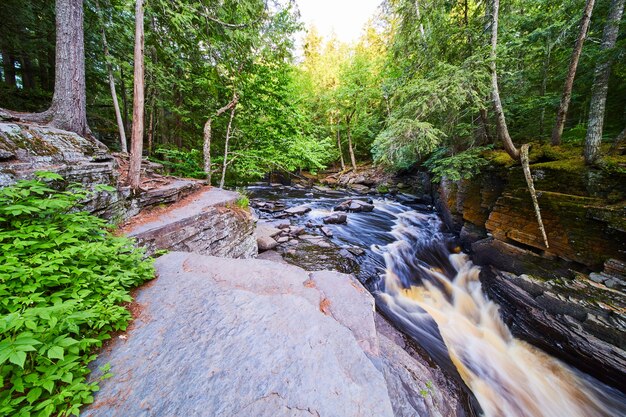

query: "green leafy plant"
(151, 147), (205, 179)
(424, 146), (492, 182)
(0, 173), (154, 417)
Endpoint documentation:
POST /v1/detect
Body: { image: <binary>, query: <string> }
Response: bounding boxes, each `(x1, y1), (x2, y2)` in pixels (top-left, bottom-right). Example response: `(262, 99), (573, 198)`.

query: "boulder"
(334, 199), (374, 213)
(284, 204), (311, 215)
(257, 236), (279, 251)
(323, 212), (347, 224)
(321, 226), (333, 237)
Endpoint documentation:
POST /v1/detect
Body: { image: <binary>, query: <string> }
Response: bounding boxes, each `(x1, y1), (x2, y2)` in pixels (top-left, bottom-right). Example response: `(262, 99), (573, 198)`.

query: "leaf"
(9, 350), (27, 368)
(47, 346), (64, 360)
(27, 387), (43, 404)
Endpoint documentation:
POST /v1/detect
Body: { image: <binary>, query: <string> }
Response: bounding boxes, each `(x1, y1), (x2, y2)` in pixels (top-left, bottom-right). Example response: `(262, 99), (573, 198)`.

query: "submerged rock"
(334, 199), (374, 213)
(323, 212), (347, 224)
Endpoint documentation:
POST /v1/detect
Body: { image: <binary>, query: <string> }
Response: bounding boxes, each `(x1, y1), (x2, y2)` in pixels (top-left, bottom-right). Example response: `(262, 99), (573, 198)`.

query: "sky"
(295, 0), (382, 44)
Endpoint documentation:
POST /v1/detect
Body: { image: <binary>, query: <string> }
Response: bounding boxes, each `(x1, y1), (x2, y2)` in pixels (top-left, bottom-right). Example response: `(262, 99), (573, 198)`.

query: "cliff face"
(434, 160), (626, 391)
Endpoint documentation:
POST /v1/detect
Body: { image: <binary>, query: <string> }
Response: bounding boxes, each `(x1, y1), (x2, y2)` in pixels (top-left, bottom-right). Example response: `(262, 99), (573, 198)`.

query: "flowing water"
(248, 185), (626, 417)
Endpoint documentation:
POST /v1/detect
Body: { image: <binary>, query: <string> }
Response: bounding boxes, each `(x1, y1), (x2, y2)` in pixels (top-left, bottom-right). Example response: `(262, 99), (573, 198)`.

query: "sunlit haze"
(295, 0), (382, 44)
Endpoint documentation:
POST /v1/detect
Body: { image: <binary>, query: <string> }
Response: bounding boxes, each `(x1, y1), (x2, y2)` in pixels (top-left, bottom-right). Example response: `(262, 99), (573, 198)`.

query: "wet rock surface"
(482, 266), (626, 392)
(83, 252), (464, 417)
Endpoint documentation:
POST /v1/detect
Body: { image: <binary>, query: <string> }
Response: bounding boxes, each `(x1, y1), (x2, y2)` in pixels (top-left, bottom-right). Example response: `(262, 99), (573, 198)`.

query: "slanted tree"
(203, 95), (239, 184)
(490, 0), (548, 248)
(584, 0), (625, 164)
(128, 0), (145, 189)
(219, 92), (239, 188)
(551, 0), (596, 145)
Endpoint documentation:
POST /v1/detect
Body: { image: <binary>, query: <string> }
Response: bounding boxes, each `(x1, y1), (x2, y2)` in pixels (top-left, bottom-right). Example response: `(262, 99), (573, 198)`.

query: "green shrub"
(151, 147), (206, 179)
(424, 146), (492, 182)
(0, 173), (154, 417)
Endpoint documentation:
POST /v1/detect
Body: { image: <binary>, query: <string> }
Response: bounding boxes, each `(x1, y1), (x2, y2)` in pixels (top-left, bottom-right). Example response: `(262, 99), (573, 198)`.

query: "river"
(247, 184), (626, 417)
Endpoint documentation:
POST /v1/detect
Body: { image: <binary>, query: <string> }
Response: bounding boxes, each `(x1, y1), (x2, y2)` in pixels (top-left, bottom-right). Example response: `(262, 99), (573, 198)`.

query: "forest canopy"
(0, 0), (624, 184)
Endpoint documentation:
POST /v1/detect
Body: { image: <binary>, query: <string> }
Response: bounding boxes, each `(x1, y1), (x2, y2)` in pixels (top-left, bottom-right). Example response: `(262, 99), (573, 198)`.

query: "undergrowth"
(0, 173), (154, 417)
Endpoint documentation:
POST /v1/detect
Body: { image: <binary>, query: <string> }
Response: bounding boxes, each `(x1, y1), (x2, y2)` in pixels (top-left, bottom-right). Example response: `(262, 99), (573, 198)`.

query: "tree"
(96, 0), (128, 153)
(219, 92), (238, 188)
(128, 0), (145, 189)
(0, 0), (91, 137)
(203, 95), (239, 184)
(584, 0), (625, 164)
(490, 0), (519, 161)
(551, 0), (596, 145)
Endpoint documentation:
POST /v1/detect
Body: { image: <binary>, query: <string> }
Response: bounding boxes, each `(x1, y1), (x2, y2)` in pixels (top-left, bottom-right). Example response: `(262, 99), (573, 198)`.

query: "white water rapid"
(376, 211), (626, 417)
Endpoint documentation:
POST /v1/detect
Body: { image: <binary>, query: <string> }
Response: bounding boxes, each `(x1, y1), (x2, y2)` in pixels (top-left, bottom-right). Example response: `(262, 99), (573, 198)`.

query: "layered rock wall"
(433, 161), (626, 391)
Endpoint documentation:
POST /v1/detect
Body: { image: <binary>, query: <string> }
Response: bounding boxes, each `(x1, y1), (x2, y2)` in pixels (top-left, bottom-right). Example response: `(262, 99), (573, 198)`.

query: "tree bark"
(538, 40), (553, 138)
(128, 0), (145, 190)
(609, 125), (626, 154)
(97, 0), (127, 153)
(20, 56), (35, 90)
(585, 0), (625, 164)
(120, 67), (130, 135)
(551, 0), (595, 145)
(337, 122), (345, 171)
(346, 111), (357, 171)
(490, 0), (519, 160)
(203, 95), (239, 184)
(2, 51), (16, 87)
(219, 95), (238, 189)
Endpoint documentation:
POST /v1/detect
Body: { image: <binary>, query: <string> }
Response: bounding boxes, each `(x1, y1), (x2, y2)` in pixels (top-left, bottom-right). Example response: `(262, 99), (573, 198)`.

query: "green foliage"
(424, 146), (492, 182)
(0, 174), (154, 417)
(152, 147), (205, 179)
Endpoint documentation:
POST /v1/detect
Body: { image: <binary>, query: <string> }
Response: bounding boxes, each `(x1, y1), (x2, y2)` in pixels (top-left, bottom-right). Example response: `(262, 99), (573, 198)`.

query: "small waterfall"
(375, 211), (626, 417)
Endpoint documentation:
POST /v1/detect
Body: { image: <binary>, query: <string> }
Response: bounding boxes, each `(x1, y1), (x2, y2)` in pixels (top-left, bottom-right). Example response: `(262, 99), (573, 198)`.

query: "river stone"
(323, 212), (347, 224)
(83, 253), (395, 417)
(257, 236), (278, 251)
(284, 204), (311, 215)
(334, 199), (374, 213)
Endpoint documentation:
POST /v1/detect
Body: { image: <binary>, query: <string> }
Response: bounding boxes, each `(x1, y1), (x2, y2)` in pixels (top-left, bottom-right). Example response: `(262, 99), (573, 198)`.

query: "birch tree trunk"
(203, 95), (238, 184)
(128, 0), (145, 190)
(219, 100), (237, 189)
(584, 0), (625, 164)
(490, 0), (519, 160)
(551, 0), (595, 145)
(346, 111), (357, 171)
(337, 122), (346, 171)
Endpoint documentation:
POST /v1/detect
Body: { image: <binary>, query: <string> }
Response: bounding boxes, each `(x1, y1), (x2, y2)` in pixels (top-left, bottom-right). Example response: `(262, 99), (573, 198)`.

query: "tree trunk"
(551, 0), (595, 145)
(478, 107), (492, 144)
(20, 56), (35, 90)
(337, 122), (345, 171)
(203, 95), (239, 184)
(2, 51), (16, 87)
(609, 125), (626, 154)
(585, 0), (625, 164)
(120, 67), (130, 135)
(148, 94), (155, 156)
(415, 0), (425, 38)
(220, 97), (238, 189)
(346, 112), (357, 171)
(128, 0), (145, 190)
(538, 40), (553, 138)
(46, 0), (90, 136)
(97, 2), (127, 153)
(490, 0), (519, 160)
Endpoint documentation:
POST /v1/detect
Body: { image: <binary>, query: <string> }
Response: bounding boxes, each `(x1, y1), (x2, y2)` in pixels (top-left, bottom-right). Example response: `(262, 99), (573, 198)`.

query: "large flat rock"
(122, 188), (257, 259)
(83, 252), (395, 417)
